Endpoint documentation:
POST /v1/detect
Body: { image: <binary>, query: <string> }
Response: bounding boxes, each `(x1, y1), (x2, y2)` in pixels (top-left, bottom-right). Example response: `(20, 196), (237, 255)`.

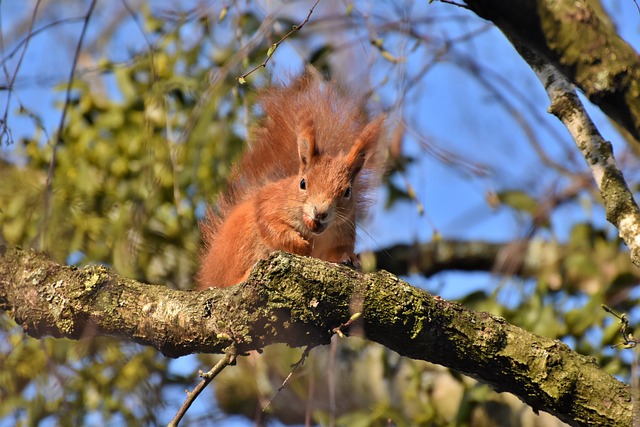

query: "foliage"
(1, 1), (640, 426)
(0, 6), (262, 425)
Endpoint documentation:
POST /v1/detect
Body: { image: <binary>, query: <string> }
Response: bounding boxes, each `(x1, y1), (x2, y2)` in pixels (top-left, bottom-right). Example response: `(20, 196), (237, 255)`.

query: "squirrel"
(196, 73), (386, 289)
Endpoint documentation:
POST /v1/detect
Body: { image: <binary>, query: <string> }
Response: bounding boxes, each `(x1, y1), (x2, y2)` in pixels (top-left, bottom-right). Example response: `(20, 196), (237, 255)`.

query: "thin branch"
(328, 337), (337, 427)
(0, 0), (42, 145)
(0, 16), (86, 68)
(238, 0), (321, 83)
(38, 0), (97, 250)
(119, 0), (155, 78)
(524, 48), (640, 268)
(602, 305), (640, 425)
(176, 13), (276, 146)
(168, 349), (237, 427)
(453, 55), (580, 175)
(437, 0), (469, 9)
(261, 344), (314, 415)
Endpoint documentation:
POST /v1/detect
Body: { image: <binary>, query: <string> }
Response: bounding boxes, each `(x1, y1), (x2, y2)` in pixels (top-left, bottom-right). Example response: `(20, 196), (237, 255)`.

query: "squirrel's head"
(296, 115), (385, 234)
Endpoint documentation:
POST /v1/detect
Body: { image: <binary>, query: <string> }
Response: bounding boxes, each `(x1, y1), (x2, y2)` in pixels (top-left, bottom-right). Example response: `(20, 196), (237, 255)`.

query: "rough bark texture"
(463, 0), (640, 143)
(0, 245), (632, 426)
(534, 57), (640, 270)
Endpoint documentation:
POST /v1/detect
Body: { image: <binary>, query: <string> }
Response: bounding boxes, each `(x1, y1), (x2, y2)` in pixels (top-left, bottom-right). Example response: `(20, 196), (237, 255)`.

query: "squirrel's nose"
(313, 207), (328, 221)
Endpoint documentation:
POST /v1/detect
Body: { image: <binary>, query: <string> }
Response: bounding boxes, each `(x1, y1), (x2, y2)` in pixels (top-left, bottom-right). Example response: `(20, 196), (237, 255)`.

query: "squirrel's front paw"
(339, 253), (361, 270)
(286, 232), (311, 255)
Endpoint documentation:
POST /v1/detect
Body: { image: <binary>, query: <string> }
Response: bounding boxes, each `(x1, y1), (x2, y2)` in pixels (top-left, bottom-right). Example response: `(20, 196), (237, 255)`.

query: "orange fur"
(197, 74), (386, 288)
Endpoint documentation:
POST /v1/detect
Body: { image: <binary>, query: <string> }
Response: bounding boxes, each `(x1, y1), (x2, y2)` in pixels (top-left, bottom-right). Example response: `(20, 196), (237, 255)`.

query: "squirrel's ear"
(297, 118), (317, 168)
(346, 115), (386, 179)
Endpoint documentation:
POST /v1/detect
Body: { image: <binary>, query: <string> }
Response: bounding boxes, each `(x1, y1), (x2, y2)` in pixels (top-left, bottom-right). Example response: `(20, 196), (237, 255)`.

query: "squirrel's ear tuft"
(297, 117), (318, 168)
(346, 115), (386, 178)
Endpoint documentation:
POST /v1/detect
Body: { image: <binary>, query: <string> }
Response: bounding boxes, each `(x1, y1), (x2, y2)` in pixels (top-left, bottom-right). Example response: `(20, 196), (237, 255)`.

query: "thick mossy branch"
(0, 246), (326, 357)
(0, 245), (632, 426)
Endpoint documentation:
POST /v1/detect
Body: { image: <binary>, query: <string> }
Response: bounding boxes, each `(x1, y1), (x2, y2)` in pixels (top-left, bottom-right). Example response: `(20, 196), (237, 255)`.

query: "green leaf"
(266, 43), (277, 58)
(219, 7), (228, 22)
(497, 190), (538, 214)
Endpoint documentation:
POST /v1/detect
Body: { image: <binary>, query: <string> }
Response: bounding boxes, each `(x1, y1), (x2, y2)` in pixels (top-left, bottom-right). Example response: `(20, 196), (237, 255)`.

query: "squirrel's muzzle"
(303, 214), (328, 234)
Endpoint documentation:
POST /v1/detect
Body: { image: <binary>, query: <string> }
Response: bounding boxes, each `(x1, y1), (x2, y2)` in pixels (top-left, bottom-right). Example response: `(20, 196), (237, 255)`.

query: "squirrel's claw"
(339, 253), (361, 271)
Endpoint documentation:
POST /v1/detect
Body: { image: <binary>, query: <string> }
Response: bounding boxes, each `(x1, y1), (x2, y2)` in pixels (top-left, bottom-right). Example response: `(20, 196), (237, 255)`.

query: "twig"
(119, 0), (155, 77)
(603, 305), (638, 349)
(602, 305), (640, 426)
(328, 337), (337, 427)
(0, 16), (86, 68)
(169, 349), (237, 427)
(37, 0), (97, 249)
(0, 0), (42, 145)
(332, 311), (362, 338)
(238, 0), (321, 83)
(261, 344), (314, 414)
(436, 0), (470, 9)
(176, 13), (275, 146)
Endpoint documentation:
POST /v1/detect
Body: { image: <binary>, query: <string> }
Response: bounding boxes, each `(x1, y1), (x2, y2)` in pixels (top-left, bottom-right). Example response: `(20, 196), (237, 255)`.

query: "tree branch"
(462, 0), (640, 143)
(0, 245), (631, 426)
(456, 0), (640, 269)
(534, 57), (640, 269)
(373, 237), (639, 298)
(169, 349), (237, 427)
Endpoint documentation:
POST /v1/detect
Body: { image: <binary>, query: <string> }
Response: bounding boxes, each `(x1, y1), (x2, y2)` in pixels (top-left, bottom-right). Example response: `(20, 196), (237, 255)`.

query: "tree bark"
(0, 245), (631, 426)
(456, 0), (640, 270)
(374, 239), (562, 279)
(463, 0), (640, 143)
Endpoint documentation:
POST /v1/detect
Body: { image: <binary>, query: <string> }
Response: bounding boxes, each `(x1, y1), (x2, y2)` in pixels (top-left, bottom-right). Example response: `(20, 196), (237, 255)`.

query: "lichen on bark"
(0, 246), (634, 425)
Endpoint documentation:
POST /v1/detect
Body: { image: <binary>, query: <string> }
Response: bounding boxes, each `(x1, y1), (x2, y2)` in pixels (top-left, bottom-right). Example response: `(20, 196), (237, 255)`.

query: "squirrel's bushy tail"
(201, 72), (386, 243)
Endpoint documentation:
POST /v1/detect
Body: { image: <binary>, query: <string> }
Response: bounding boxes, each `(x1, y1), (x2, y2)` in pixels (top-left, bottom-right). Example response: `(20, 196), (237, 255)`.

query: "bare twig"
(169, 349), (237, 427)
(602, 305), (638, 349)
(0, 17), (86, 68)
(238, 0), (321, 83)
(328, 337), (337, 427)
(331, 311), (362, 337)
(261, 344), (314, 414)
(437, 0), (469, 9)
(454, 56), (579, 175)
(119, 0), (155, 77)
(37, 0), (97, 249)
(0, 0), (42, 145)
(602, 305), (640, 426)
(176, 12), (275, 146)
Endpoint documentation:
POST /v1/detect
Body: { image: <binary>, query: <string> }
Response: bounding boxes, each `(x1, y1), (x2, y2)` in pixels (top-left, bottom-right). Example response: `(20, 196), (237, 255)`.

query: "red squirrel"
(197, 74), (386, 288)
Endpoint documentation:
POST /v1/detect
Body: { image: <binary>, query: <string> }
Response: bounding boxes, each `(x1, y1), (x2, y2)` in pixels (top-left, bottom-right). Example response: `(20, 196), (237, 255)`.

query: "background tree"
(1, 0), (639, 425)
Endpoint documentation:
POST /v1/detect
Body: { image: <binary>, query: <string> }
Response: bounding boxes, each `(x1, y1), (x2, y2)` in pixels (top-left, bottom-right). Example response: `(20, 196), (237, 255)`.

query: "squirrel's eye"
(299, 178), (306, 190)
(343, 186), (352, 198)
